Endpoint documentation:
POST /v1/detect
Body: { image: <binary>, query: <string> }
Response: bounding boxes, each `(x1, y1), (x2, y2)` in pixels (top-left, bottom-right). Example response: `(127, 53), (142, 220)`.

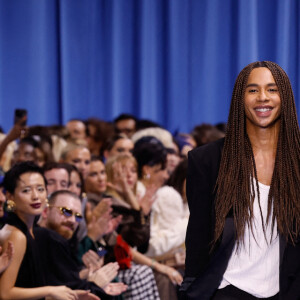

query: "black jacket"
(180, 138), (300, 300)
(34, 227), (113, 299)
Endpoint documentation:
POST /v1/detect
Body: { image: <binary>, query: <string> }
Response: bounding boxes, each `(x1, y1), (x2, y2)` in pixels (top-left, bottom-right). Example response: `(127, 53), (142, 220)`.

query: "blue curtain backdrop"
(0, 0), (299, 133)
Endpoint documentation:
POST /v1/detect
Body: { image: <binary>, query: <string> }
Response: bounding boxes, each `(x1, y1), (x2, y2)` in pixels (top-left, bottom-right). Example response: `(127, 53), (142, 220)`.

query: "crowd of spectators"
(0, 112), (225, 300)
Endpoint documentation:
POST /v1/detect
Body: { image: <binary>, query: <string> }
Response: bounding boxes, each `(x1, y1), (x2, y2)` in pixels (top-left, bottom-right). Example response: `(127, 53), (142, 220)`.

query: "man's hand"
(88, 262), (119, 289)
(75, 290), (100, 300)
(87, 209), (112, 242)
(85, 198), (112, 224)
(103, 282), (127, 296)
(82, 250), (104, 272)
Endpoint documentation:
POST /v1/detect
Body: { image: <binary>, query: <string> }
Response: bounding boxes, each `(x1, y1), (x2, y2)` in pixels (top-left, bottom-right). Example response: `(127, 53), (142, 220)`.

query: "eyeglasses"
(49, 206), (83, 222)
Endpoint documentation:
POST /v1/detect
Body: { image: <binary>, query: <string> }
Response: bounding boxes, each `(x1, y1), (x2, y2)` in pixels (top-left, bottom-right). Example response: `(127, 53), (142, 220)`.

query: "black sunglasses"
(49, 206), (83, 222)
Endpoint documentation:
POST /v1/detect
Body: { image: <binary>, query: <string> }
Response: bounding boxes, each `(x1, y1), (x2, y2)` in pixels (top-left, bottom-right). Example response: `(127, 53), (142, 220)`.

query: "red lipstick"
(30, 203), (41, 209)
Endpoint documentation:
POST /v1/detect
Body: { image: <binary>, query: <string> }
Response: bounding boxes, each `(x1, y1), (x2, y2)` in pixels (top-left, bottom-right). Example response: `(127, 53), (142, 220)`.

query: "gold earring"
(6, 200), (16, 212)
(143, 173), (151, 180)
(45, 198), (49, 208)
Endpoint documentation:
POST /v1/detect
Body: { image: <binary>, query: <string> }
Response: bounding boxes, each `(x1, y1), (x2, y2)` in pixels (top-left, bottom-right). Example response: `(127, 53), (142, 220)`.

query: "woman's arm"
(0, 117), (27, 161)
(0, 241), (14, 274)
(131, 247), (183, 285)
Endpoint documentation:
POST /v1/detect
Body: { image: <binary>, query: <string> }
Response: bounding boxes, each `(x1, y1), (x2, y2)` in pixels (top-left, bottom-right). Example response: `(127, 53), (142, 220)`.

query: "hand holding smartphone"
(14, 109), (27, 126)
(13, 109), (28, 139)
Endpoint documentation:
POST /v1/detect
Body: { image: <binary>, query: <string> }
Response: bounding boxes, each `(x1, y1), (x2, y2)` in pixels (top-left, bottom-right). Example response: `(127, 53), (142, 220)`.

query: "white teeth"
(255, 108), (271, 112)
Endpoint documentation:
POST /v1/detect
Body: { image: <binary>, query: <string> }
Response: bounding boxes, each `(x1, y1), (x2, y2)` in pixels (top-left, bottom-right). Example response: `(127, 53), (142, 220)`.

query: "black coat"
(34, 227), (113, 299)
(180, 138), (300, 300)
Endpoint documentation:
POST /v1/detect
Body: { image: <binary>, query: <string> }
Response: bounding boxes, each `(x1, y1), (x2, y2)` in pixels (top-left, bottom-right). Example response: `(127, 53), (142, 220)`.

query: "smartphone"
(14, 109), (27, 126)
(97, 246), (107, 257)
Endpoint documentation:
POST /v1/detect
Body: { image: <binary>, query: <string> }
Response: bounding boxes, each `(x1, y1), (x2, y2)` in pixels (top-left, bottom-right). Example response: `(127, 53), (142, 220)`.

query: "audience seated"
(105, 154), (154, 252)
(80, 155), (181, 299)
(0, 162), (98, 299)
(145, 159), (189, 261)
(133, 136), (185, 299)
(38, 190), (126, 298)
(0, 111), (228, 300)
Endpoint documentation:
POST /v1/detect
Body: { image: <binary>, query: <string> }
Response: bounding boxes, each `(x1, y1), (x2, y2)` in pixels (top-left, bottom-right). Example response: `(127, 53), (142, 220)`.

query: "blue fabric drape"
(0, 0), (299, 133)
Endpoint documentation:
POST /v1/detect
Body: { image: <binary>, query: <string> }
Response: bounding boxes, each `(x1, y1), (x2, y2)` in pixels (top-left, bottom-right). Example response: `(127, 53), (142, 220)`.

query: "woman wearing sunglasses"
(0, 161), (91, 300)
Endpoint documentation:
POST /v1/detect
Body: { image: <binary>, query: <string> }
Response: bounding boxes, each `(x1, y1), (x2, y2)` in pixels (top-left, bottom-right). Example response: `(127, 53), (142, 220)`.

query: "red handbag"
(114, 234), (132, 270)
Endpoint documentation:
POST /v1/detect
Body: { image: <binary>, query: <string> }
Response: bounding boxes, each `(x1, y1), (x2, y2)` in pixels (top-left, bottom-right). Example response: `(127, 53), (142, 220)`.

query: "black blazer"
(180, 138), (300, 300)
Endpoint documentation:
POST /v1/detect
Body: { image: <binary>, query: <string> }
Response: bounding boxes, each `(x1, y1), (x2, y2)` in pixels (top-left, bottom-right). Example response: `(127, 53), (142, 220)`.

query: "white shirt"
(219, 181), (279, 297)
(136, 182), (189, 257)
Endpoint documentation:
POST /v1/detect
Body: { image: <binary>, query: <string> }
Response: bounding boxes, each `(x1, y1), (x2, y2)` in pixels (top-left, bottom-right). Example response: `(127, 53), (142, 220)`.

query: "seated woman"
(80, 155), (182, 300)
(132, 136), (185, 300)
(105, 153), (157, 253)
(146, 159), (189, 262)
(0, 161), (96, 300)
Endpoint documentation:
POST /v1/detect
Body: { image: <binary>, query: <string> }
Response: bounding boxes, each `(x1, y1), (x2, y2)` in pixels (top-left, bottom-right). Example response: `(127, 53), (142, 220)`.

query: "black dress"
(5, 213), (113, 299)
(6, 212), (46, 300)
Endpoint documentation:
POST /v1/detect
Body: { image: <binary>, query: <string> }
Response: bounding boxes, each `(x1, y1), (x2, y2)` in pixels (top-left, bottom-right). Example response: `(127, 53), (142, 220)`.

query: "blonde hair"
(105, 154), (138, 202)
(60, 143), (89, 161)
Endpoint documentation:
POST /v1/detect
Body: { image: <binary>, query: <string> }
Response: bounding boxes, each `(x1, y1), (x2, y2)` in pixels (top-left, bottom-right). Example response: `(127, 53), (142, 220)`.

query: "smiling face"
(244, 67), (281, 131)
(9, 172), (47, 222)
(45, 194), (82, 240)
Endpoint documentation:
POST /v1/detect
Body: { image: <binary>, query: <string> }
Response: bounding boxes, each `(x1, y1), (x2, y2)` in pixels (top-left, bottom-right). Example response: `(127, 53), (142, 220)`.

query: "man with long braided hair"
(180, 61), (300, 300)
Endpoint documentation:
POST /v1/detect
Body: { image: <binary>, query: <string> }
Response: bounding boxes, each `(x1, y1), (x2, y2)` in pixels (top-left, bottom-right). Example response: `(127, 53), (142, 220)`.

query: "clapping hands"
(0, 241), (14, 274)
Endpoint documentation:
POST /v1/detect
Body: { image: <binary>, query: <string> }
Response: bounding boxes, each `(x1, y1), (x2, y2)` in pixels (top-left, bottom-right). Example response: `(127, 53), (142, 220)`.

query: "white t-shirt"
(219, 181), (279, 298)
